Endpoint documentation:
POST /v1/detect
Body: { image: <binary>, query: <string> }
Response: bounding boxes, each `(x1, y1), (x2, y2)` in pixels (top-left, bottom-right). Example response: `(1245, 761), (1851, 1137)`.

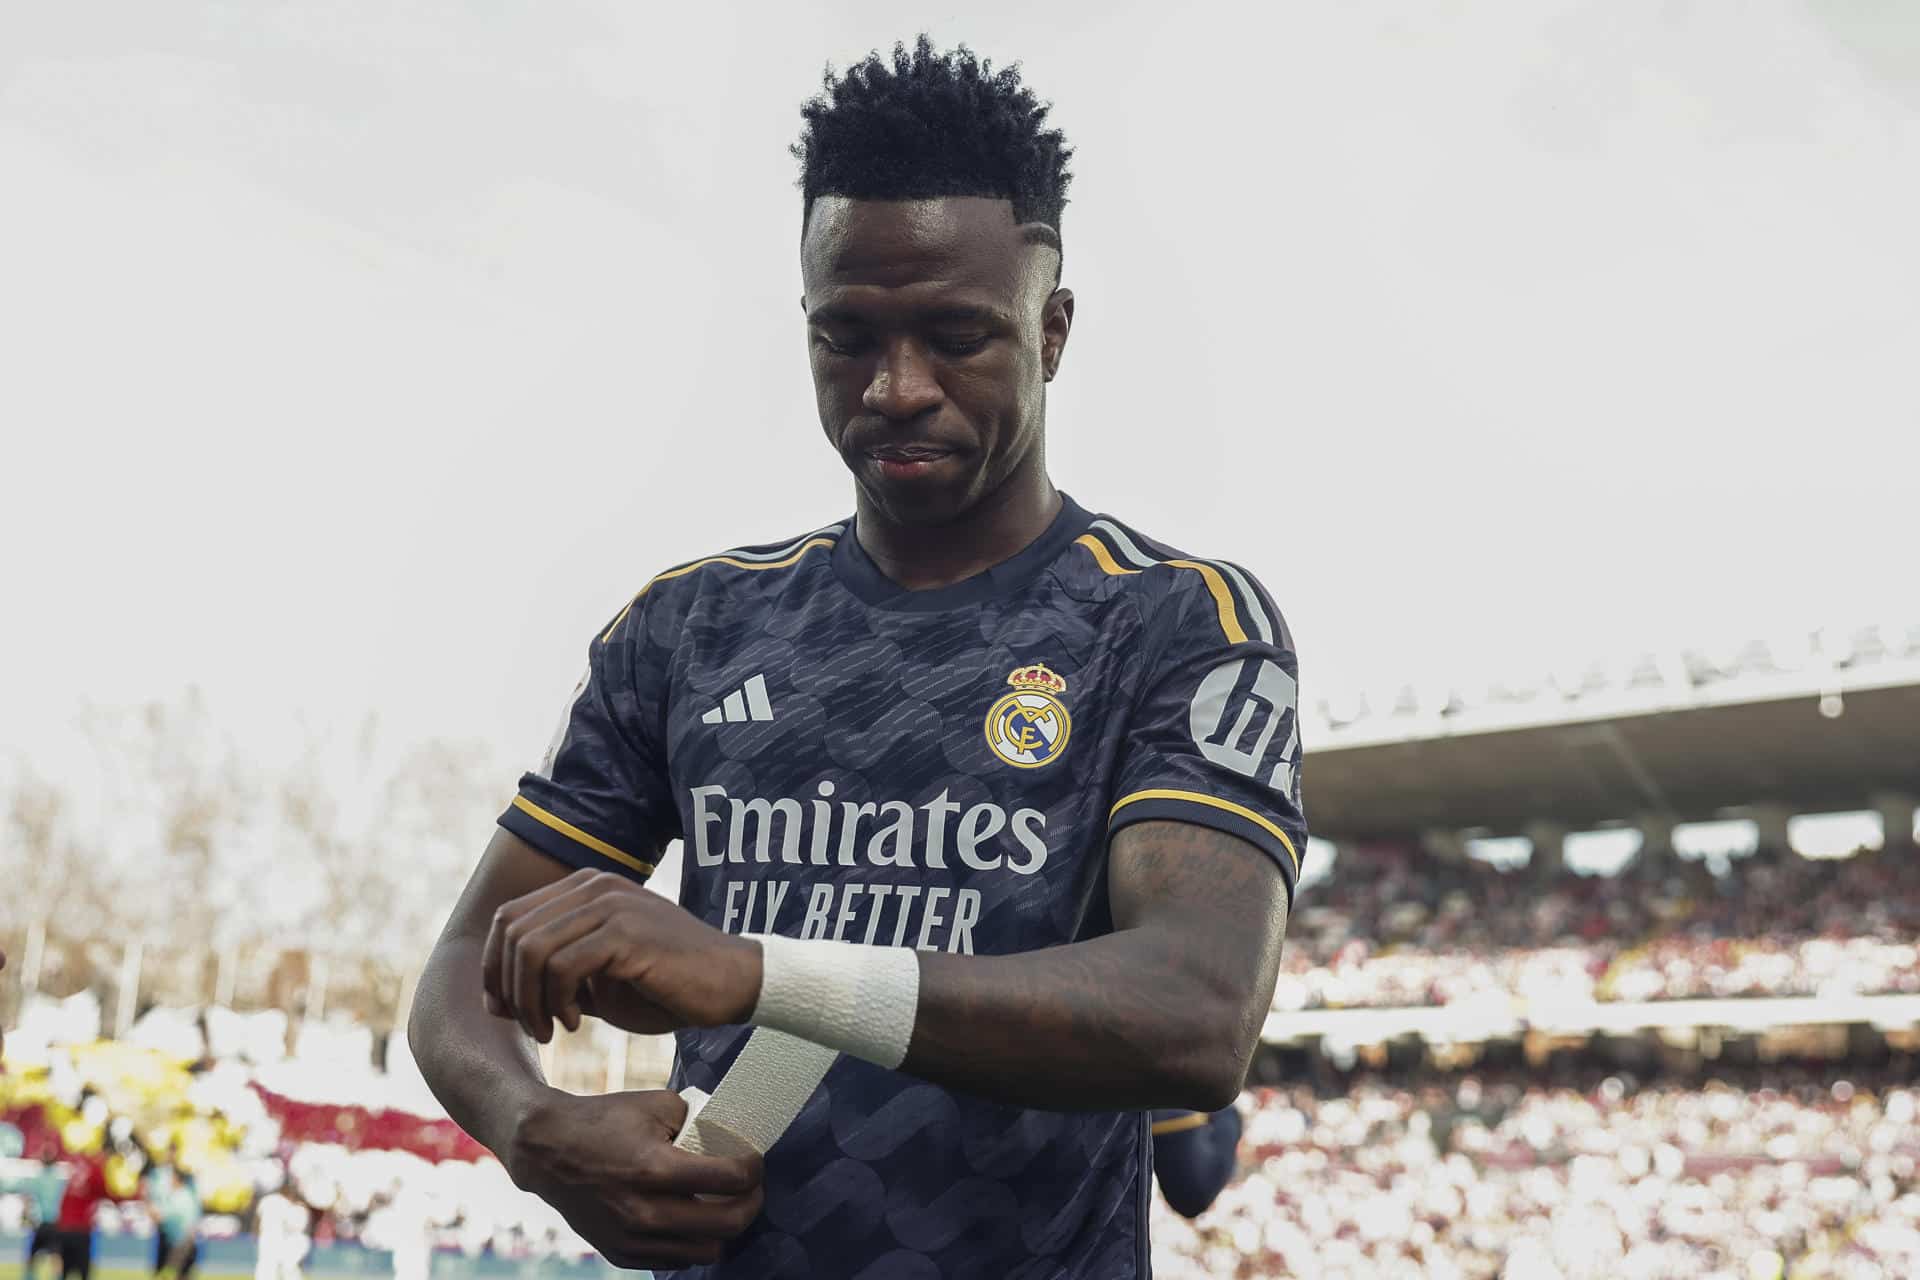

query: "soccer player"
(410, 37), (1304, 1278)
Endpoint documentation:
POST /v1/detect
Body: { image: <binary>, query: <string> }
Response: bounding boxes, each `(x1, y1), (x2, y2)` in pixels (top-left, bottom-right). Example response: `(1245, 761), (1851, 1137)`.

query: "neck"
(855, 465), (1062, 592)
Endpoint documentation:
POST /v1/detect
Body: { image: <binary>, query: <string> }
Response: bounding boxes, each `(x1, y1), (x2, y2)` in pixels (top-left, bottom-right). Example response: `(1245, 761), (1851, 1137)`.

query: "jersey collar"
(832, 493), (1094, 612)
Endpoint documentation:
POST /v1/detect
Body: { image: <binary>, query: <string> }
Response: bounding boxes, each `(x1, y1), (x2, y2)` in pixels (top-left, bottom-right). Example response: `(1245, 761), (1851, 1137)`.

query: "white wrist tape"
(671, 1030), (839, 1157)
(747, 934), (920, 1069)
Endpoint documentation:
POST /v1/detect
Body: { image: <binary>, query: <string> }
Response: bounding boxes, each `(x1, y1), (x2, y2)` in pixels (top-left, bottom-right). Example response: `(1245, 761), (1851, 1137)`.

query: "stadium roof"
(1306, 624), (1920, 840)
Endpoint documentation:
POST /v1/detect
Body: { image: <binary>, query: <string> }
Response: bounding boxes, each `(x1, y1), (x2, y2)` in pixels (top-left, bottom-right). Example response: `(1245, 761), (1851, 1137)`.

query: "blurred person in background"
(253, 1179), (311, 1280)
(1151, 1105), (1245, 1219)
(369, 1179), (435, 1280)
(2, 1151), (69, 1280)
(146, 1158), (203, 1280)
(53, 1145), (119, 1280)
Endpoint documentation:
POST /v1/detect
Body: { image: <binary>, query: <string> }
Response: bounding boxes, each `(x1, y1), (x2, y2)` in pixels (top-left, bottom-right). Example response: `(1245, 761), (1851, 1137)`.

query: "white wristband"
(746, 934), (920, 1069)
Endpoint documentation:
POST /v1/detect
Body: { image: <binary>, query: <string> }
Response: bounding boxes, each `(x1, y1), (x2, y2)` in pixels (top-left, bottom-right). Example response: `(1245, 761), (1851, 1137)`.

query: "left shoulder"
(1069, 511), (1292, 652)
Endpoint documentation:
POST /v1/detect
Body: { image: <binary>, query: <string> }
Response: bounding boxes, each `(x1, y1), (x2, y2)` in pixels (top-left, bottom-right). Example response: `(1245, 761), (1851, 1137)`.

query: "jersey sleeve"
(1151, 1106), (1244, 1218)
(1108, 564), (1307, 901)
(497, 596), (679, 883)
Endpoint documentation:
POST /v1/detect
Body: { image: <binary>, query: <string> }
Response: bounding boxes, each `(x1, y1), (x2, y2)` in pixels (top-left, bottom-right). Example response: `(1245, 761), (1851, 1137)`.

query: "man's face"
(801, 196), (1071, 526)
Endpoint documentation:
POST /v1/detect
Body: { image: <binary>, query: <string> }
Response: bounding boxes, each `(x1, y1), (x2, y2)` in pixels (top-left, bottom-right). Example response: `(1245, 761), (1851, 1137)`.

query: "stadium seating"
(1151, 1068), (1920, 1279)
(5, 836), (1915, 1274)
(1274, 844), (1920, 1012)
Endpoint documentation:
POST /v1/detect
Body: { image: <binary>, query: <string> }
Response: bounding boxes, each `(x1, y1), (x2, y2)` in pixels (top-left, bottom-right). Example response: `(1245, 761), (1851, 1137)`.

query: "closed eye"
(813, 330), (870, 357)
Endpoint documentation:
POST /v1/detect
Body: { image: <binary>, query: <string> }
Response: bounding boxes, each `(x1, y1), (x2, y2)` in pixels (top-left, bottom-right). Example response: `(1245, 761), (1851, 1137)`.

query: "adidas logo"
(700, 673), (774, 724)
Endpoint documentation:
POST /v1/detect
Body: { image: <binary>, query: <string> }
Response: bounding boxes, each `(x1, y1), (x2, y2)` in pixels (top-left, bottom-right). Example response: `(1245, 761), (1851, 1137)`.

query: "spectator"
(1151, 1065), (1920, 1278)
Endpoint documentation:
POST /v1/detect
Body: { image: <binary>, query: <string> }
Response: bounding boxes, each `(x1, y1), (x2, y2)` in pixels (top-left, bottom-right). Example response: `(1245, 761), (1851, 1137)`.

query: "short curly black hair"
(794, 36), (1074, 254)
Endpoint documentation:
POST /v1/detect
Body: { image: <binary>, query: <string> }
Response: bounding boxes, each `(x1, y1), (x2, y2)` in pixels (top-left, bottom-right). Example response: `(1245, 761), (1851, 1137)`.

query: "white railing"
(1310, 621), (1920, 748)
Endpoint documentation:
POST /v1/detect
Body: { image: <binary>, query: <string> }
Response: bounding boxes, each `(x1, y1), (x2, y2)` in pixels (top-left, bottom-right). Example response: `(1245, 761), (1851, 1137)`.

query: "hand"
(483, 869), (762, 1043)
(507, 1087), (764, 1270)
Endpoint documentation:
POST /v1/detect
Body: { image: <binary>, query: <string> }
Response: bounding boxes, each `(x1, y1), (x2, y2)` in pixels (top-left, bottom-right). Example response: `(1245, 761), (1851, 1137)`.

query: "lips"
(867, 446), (954, 462)
(863, 444), (960, 481)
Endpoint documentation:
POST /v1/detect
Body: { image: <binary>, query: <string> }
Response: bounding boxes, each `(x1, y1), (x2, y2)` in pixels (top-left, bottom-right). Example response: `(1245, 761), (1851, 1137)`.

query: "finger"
(513, 888), (626, 1041)
(563, 1210), (726, 1273)
(574, 976), (602, 1021)
(533, 899), (640, 1034)
(483, 870), (594, 1017)
(501, 875), (612, 1040)
(542, 929), (642, 1037)
(580, 975), (685, 1036)
(517, 904), (623, 1042)
(634, 1141), (765, 1198)
(643, 1085), (688, 1130)
(623, 1184), (766, 1240)
(599, 1234), (727, 1271)
(572, 974), (602, 1028)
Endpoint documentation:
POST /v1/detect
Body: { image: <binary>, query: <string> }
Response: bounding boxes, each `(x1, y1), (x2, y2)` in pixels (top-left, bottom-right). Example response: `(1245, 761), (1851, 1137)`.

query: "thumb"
(629, 1086), (691, 1134)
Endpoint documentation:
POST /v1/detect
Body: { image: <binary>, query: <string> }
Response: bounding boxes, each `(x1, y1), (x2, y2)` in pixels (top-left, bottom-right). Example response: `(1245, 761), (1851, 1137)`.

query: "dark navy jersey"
(499, 494), (1305, 1280)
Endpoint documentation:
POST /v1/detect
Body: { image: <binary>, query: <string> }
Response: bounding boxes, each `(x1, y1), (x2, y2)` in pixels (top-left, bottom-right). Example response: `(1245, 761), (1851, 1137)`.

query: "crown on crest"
(1006, 663), (1067, 695)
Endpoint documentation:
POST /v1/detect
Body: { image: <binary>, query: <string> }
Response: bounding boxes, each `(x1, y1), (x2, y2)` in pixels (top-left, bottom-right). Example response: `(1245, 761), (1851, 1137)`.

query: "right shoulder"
(597, 521), (848, 645)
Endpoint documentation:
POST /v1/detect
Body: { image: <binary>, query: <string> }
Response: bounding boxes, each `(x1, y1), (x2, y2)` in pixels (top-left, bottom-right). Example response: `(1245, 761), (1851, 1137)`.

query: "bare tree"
(2, 693), (501, 1028)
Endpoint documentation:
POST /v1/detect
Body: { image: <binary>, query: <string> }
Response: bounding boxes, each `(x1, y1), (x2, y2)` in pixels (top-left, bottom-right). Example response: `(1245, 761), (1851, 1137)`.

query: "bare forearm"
(408, 934), (552, 1159)
(904, 927), (1252, 1111)
(901, 821), (1288, 1112)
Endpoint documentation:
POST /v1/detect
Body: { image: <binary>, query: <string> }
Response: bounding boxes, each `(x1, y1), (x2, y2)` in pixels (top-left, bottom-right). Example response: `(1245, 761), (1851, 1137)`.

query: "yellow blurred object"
(198, 1158), (256, 1214)
(104, 1153), (141, 1198)
(61, 1118), (102, 1154)
(5, 1042), (247, 1177)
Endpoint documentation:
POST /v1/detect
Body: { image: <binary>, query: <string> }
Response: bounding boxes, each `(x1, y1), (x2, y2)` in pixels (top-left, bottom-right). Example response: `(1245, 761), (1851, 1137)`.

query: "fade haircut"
(794, 36), (1075, 266)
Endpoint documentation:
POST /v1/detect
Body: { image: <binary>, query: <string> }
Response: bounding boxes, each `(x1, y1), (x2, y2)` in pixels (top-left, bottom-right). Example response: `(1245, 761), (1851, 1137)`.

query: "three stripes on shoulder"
(701, 673), (775, 724)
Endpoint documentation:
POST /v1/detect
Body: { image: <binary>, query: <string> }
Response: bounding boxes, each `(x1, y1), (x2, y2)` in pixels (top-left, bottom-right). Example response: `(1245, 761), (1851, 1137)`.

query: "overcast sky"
(4, 1), (1916, 785)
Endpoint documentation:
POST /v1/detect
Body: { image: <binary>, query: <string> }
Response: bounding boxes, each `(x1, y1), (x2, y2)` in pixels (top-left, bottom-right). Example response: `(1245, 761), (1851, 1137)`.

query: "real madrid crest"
(985, 663), (1072, 768)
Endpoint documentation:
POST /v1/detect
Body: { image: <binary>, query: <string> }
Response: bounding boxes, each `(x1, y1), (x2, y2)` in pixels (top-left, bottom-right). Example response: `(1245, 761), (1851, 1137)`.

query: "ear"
(1041, 288), (1075, 382)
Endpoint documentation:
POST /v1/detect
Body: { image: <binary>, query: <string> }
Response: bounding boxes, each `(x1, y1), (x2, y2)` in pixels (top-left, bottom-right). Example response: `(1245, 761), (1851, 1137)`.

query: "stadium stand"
(1272, 839), (1920, 1012)
(1150, 1065), (1920, 1279)
(7, 825), (1918, 1277)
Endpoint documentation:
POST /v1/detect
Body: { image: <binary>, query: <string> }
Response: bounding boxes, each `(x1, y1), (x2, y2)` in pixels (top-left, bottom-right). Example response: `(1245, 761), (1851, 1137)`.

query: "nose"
(861, 338), (943, 422)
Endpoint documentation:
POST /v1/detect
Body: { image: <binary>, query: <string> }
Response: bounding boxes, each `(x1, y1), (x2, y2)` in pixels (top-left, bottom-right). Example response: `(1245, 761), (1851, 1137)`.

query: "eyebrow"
(806, 302), (1012, 328)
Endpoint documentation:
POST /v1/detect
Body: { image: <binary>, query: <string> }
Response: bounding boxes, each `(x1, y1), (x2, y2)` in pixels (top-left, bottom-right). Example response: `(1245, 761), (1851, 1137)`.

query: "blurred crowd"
(1273, 845), (1920, 1011)
(5, 843), (1918, 1276)
(1152, 1064), (1920, 1280)
(12, 1023), (1920, 1279)
(0, 1023), (602, 1271)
